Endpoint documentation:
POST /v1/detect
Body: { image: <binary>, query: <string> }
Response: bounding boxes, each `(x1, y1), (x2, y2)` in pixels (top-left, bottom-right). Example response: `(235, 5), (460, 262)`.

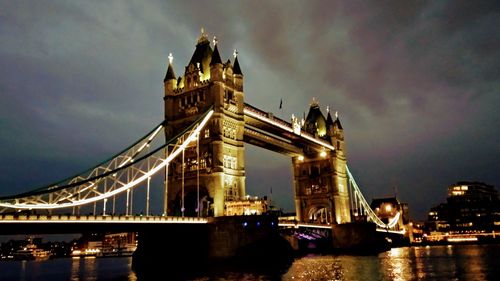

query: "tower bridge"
(0, 31), (407, 258)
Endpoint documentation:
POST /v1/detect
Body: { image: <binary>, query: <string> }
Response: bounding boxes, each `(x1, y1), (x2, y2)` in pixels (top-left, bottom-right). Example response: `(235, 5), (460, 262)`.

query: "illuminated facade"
(224, 196), (268, 216)
(292, 102), (351, 224)
(164, 30), (245, 217)
(427, 181), (499, 233)
(163, 31), (351, 223)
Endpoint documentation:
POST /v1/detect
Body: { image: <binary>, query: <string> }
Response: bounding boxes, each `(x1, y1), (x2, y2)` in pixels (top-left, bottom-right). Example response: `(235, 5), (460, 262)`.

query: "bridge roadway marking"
(0, 215), (208, 224)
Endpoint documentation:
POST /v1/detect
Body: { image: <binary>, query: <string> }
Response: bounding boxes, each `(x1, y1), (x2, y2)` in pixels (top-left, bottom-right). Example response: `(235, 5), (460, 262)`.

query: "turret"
(326, 106), (335, 138)
(210, 37), (223, 82)
(333, 111), (344, 151)
(164, 53), (176, 95)
(233, 50), (243, 91)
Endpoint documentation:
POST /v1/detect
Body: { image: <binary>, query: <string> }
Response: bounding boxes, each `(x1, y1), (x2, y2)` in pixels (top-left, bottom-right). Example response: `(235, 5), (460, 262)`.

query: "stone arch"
(307, 205), (333, 224)
(172, 185), (212, 217)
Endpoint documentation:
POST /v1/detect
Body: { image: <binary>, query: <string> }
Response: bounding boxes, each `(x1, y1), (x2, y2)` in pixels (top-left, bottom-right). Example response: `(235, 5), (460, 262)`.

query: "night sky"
(1, 1), (499, 220)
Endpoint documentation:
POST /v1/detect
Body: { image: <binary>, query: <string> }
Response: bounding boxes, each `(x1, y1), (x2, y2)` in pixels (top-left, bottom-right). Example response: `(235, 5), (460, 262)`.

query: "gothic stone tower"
(163, 31), (245, 217)
(292, 101), (351, 224)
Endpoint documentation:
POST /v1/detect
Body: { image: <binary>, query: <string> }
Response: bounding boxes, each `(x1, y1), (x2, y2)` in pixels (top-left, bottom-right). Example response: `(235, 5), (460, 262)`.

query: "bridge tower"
(163, 30), (246, 217)
(292, 101), (351, 224)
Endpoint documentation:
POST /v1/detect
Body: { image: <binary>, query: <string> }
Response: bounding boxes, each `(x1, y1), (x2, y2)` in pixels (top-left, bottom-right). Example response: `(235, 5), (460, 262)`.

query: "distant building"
(427, 181), (499, 234)
(370, 197), (409, 231)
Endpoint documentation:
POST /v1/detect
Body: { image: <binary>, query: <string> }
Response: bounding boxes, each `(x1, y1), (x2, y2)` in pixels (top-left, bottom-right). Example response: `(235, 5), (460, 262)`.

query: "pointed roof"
(164, 62), (176, 82)
(326, 110), (334, 127)
(188, 38), (213, 74)
(210, 43), (222, 66)
(304, 102), (327, 137)
(233, 56), (243, 75)
(334, 116), (343, 130)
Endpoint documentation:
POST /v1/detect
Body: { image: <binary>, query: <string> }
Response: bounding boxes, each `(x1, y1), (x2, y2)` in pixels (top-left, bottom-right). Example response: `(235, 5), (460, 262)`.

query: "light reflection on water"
(280, 244), (499, 281)
(0, 244), (498, 280)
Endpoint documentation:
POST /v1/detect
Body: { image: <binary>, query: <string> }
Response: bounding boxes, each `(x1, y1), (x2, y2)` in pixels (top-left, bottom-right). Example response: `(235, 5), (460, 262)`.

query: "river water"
(0, 244), (499, 280)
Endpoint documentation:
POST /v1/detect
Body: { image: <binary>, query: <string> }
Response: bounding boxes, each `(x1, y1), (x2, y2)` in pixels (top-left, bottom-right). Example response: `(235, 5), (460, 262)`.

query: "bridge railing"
(244, 103), (293, 130)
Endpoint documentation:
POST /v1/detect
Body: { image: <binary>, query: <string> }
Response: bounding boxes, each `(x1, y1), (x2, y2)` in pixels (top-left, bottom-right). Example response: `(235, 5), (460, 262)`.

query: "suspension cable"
(163, 147), (169, 216)
(197, 132), (200, 218)
(146, 177), (150, 216)
(130, 185), (134, 216)
(126, 189), (130, 216)
(346, 165), (400, 229)
(181, 136), (185, 217)
(0, 109), (214, 211)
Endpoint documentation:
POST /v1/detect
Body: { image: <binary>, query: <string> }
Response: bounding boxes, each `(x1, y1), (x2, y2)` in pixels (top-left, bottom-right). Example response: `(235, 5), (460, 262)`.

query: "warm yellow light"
(298, 155), (304, 161)
(385, 205), (392, 212)
(320, 151), (327, 158)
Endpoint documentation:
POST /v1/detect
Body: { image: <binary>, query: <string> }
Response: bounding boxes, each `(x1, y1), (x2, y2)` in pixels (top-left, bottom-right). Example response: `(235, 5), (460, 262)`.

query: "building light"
(447, 237), (478, 242)
(385, 205), (392, 212)
(298, 155), (304, 161)
(320, 151), (327, 158)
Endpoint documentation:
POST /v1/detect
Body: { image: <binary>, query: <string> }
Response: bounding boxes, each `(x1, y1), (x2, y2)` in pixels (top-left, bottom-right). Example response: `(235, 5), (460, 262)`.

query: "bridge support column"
(132, 216), (293, 276)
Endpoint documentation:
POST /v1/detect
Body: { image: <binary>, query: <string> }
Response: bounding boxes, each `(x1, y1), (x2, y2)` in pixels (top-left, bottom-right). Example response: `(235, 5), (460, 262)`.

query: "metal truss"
(0, 109), (214, 212)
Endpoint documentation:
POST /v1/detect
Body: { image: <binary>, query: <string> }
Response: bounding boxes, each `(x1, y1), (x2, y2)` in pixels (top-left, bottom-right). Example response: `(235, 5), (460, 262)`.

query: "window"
(223, 155), (237, 169)
(204, 129), (210, 138)
(310, 166), (319, 177)
(224, 177), (239, 201)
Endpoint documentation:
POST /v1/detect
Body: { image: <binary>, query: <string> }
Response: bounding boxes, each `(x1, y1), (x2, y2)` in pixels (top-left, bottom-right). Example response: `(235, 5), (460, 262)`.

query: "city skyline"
(0, 1), (499, 220)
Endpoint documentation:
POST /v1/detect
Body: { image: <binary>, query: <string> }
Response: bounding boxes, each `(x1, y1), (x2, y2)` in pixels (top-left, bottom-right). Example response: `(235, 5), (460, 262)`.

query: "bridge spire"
(164, 53), (177, 95)
(233, 49), (243, 75)
(334, 111), (343, 130)
(326, 107), (334, 127)
(164, 53), (176, 82)
(210, 40), (222, 66)
(198, 27), (209, 44)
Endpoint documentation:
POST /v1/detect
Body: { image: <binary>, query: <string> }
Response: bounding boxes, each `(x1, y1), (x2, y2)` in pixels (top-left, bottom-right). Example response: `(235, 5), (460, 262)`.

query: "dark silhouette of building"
(427, 181), (499, 234)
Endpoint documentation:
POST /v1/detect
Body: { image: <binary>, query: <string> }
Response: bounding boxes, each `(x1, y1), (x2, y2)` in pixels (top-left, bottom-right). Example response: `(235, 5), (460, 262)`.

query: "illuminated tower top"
(164, 28), (243, 95)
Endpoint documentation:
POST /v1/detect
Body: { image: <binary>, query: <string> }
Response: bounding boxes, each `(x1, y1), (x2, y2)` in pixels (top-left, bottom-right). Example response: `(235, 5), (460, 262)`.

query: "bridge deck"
(278, 221), (405, 235)
(0, 214), (207, 224)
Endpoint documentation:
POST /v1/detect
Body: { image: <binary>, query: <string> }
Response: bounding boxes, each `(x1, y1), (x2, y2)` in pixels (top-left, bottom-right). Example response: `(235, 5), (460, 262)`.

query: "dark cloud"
(0, 0), (498, 220)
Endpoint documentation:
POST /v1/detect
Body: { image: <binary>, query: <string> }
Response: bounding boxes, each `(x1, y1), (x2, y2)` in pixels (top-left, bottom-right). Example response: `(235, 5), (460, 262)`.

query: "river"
(0, 244), (499, 280)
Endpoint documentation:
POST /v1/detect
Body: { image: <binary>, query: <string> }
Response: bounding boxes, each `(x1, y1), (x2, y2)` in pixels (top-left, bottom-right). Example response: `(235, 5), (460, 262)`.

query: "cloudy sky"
(0, 1), (499, 220)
